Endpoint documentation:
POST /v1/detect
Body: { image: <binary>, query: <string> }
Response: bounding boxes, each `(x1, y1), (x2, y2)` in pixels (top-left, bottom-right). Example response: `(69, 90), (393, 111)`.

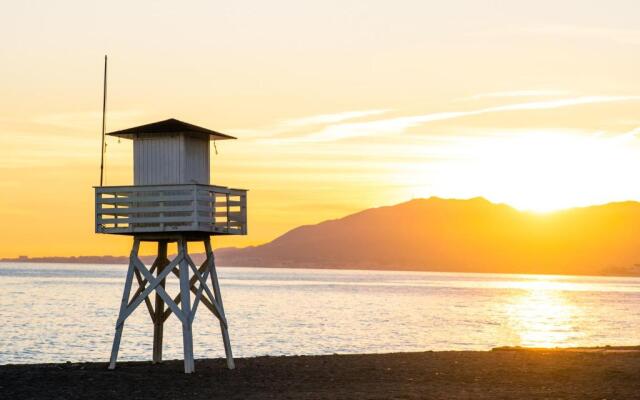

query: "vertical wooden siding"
(182, 136), (210, 184)
(133, 134), (210, 185)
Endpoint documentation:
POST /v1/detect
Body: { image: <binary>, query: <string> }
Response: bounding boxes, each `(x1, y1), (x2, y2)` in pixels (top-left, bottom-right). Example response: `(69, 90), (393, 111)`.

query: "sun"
(408, 130), (640, 213)
(483, 131), (638, 212)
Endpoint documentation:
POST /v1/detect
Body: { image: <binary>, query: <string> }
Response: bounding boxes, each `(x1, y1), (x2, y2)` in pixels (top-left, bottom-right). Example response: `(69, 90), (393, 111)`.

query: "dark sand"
(2, 349), (640, 399)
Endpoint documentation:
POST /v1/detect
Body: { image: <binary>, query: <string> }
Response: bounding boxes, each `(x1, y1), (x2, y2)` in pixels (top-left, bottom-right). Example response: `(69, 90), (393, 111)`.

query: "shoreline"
(2, 259), (639, 279)
(2, 349), (640, 399)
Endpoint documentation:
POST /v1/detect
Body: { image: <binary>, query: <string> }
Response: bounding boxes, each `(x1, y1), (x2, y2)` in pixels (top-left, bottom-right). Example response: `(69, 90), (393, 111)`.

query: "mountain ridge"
(215, 197), (640, 276)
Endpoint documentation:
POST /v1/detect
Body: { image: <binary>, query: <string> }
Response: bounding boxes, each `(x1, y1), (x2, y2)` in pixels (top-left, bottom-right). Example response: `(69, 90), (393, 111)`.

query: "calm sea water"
(1, 262), (640, 365)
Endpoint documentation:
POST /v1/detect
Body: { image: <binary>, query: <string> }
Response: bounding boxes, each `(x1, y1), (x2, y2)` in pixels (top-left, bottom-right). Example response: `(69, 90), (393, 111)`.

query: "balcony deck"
(95, 184), (247, 236)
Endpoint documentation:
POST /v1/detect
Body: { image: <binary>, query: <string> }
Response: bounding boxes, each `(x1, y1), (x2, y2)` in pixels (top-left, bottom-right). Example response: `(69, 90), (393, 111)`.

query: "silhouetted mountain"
(216, 197), (640, 276)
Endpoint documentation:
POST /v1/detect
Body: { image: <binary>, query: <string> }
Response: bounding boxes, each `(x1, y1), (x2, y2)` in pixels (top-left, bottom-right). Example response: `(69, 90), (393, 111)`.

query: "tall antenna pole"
(99, 55), (108, 186)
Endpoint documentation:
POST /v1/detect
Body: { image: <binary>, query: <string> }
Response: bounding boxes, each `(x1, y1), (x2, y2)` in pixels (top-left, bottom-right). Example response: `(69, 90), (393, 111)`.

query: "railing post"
(95, 189), (101, 233)
(192, 185), (199, 231)
(241, 192), (248, 235)
(226, 193), (230, 232)
(214, 188), (218, 230)
(114, 193), (119, 228)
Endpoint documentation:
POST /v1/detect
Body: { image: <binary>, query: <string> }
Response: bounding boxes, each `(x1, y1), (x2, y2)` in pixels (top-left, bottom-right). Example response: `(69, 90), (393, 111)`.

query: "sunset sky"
(1, 0), (640, 257)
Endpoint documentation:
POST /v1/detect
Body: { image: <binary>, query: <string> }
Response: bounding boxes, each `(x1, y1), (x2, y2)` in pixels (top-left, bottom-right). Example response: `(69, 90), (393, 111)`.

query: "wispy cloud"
(33, 110), (144, 131)
(481, 96), (640, 112)
(228, 109), (391, 139)
(281, 109), (390, 127)
(617, 126), (640, 141)
(472, 24), (640, 46)
(0, 131), (100, 168)
(295, 95), (640, 142)
(526, 25), (640, 45)
(465, 90), (571, 100)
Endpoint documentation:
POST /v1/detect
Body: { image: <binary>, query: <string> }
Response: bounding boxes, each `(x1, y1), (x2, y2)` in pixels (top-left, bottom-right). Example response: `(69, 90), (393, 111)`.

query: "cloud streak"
(296, 95), (640, 142)
(281, 109), (390, 127)
(464, 90), (571, 100)
(525, 25), (640, 46)
(228, 109), (391, 139)
(33, 110), (144, 131)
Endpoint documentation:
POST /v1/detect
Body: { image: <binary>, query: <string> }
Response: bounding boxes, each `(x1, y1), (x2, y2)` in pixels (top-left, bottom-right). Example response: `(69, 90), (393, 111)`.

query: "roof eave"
(107, 131), (236, 140)
(105, 118), (237, 140)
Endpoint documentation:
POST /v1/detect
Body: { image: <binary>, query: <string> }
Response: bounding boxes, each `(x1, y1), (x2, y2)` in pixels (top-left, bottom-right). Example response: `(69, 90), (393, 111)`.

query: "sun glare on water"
(506, 280), (581, 347)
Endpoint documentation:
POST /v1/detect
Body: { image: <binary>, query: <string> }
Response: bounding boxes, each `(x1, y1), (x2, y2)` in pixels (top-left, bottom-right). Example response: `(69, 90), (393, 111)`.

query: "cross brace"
(108, 236), (234, 373)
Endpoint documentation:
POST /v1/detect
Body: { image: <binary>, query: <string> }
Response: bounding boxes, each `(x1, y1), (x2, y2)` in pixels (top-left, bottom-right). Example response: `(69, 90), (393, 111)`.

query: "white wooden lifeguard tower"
(94, 118), (247, 373)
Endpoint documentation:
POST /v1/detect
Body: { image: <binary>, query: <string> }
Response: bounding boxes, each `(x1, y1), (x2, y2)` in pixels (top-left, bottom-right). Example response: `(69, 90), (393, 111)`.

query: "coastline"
(1, 259), (639, 279)
(2, 349), (640, 399)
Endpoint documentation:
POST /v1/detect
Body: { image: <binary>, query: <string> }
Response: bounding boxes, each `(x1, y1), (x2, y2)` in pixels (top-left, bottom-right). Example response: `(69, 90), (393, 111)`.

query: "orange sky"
(1, 1), (640, 257)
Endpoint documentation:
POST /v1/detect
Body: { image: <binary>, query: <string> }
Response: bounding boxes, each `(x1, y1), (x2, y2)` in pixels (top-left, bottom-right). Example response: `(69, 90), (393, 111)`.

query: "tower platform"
(95, 184), (247, 235)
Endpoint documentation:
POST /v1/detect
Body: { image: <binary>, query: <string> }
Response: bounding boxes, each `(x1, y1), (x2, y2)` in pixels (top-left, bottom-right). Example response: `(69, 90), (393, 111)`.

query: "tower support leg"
(106, 235), (234, 374)
(108, 239), (139, 369)
(178, 239), (195, 373)
(152, 241), (168, 363)
(205, 238), (235, 369)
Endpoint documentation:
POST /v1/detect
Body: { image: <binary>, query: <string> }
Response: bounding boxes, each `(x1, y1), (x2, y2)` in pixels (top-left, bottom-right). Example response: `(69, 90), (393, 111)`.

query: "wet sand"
(2, 349), (640, 399)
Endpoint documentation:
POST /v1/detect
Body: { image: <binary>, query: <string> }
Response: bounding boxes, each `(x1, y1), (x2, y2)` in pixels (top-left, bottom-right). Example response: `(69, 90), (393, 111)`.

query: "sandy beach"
(2, 348), (640, 399)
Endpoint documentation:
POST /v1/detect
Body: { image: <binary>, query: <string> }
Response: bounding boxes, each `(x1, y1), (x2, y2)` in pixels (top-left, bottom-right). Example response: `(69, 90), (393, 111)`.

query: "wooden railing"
(95, 184), (247, 235)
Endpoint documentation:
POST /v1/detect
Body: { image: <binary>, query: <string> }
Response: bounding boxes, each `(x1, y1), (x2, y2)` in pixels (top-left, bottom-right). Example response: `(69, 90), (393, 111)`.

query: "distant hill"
(6, 197), (640, 276)
(216, 197), (640, 276)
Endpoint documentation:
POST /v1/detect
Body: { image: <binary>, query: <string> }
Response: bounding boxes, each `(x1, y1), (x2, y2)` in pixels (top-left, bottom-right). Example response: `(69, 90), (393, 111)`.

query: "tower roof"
(107, 118), (236, 140)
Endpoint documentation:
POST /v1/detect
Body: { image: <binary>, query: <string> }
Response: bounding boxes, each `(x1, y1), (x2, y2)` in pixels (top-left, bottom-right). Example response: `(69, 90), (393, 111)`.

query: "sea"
(1, 262), (640, 365)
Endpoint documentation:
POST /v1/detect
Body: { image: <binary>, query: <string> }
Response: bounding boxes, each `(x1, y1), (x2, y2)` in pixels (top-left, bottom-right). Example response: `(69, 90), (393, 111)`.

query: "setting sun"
(407, 129), (640, 213)
(464, 130), (638, 212)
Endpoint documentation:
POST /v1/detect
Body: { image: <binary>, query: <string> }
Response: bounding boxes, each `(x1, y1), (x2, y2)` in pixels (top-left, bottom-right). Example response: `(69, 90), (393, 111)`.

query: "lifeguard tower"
(94, 118), (247, 373)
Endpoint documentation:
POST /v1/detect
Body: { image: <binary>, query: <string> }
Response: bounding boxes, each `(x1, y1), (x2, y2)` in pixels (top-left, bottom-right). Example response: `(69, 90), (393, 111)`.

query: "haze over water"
(2, 262), (640, 365)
